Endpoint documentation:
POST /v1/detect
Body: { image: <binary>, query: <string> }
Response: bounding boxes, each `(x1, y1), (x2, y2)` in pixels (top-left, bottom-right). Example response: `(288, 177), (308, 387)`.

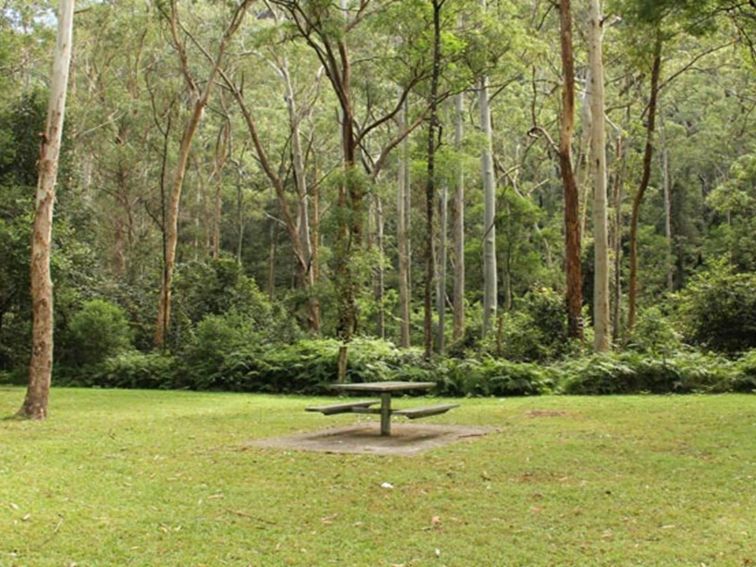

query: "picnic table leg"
(380, 393), (391, 436)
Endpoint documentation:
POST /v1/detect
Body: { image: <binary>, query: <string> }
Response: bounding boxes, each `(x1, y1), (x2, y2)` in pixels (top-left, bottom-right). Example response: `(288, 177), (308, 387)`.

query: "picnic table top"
(329, 381), (436, 393)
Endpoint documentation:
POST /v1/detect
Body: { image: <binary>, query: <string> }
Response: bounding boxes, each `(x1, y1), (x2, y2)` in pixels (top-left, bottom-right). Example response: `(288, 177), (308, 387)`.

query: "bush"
(178, 311), (266, 390)
(497, 287), (570, 362)
(170, 257), (299, 350)
(439, 357), (550, 397)
(675, 265), (756, 354)
(627, 306), (683, 355)
(733, 350), (756, 393)
(559, 351), (737, 395)
(64, 299), (133, 367)
(68, 351), (176, 389)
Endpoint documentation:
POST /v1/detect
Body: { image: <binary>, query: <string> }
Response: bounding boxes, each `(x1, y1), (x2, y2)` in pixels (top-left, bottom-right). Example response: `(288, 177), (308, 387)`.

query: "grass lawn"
(1, 387), (754, 566)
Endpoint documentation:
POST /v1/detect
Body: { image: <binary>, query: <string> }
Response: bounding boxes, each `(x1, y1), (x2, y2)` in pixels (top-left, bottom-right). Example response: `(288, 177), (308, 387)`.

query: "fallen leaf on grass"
(320, 514), (338, 525)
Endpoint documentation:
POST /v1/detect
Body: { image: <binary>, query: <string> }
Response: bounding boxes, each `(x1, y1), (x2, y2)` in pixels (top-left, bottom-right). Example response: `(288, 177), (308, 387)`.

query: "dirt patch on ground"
(525, 409), (569, 418)
(245, 423), (496, 456)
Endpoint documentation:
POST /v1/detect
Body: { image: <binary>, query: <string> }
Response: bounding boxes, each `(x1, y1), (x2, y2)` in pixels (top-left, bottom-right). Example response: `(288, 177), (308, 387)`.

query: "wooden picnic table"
(306, 381), (458, 436)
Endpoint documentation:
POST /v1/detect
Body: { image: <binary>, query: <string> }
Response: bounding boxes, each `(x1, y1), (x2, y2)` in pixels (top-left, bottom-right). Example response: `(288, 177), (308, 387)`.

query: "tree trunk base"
(337, 345), (348, 383)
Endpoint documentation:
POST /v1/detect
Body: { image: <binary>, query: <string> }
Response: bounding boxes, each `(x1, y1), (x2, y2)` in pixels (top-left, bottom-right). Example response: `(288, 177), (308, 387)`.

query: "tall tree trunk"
(437, 179), (448, 353)
(211, 120), (229, 259)
(611, 132), (625, 343)
(311, 159), (320, 284)
(236, 168), (244, 263)
(282, 60), (320, 331)
(659, 112), (674, 292)
(558, 0), (583, 340)
(628, 33), (663, 332)
(19, 0), (75, 420)
(578, 67), (592, 238)
(480, 54), (497, 335)
(397, 95), (412, 347)
(268, 219), (277, 300)
(375, 195), (385, 339)
(452, 92), (465, 342)
(589, 0), (610, 352)
(424, 0), (443, 359)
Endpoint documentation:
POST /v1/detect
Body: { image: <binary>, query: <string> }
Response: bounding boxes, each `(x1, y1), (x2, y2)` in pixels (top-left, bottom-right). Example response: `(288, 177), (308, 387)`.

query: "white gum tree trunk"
(480, 72), (498, 336)
(589, 0), (611, 351)
(397, 93), (411, 347)
(452, 92), (465, 341)
(19, 0), (76, 419)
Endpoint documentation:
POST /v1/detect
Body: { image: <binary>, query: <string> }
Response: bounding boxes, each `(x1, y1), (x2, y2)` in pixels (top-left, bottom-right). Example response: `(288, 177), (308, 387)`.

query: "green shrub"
(733, 350), (756, 393)
(65, 299), (133, 367)
(498, 287), (569, 362)
(675, 265), (756, 354)
(440, 357), (550, 397)
(627, 306), (683, 355)
(178, 311), (266, 390)
(73, 351), (176, 389)
(170, 257), (300, 350)
(559, 351), (737, 395)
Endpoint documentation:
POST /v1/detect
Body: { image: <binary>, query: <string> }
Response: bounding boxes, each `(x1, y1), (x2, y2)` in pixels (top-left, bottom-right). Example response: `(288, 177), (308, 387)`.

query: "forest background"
(1, 0), (754, 401)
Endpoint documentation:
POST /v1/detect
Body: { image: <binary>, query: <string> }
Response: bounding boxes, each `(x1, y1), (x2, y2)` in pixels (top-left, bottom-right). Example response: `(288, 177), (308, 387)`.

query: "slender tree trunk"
(437, 179), (448, 353)
(211, 121), (229, 259)
(282, 61), (320, 331)
(589, 0), (610, 352)
(311, 160), (320, 284)
(480, 62), (497, 335)
(628, 33), (663, 332)
(375, 195), (385, 339)
(452, 92), (465, 341)
(397, 94), (412, 347)
(19, 0), (75, 420)
(578, 67), (592, 238)
(424, 0), (443, 359)
(611, 133), (625, 343)
(236, 170), (244, 263)
(155, 102), (206, 348)
(659, 112), (674, 292)
(268, 220), (277, 300)
(558, 0), (583, 340)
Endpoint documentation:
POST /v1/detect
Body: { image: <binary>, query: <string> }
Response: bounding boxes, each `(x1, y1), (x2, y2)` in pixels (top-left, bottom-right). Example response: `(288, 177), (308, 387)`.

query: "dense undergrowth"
(2, 260), (754, 397)
(2, 338), (753, 396)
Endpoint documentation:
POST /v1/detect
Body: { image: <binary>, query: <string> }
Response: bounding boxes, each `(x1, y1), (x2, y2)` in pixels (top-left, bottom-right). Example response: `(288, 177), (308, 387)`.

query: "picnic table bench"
(305, 381), (459, 436)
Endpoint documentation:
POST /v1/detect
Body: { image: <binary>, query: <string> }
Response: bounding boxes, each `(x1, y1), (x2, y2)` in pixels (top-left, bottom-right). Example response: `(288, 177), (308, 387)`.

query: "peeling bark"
(19, 0), (75, 420)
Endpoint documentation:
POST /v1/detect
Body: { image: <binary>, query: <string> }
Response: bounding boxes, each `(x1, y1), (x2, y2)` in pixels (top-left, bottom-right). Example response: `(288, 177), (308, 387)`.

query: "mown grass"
(1, 387), (754, 566)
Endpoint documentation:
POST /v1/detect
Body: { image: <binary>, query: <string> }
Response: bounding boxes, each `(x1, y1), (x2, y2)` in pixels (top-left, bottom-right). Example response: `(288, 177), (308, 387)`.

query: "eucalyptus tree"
(451, 91), (465, 341)
(215, 14), (326, 332)
(18, 0), (75, 419)
(422, 0), (445, 357)
(153, 0), (252, 349)
(616, 0), (742, 332)
(558, 0), (583, 340)
(588, 0), (611, 351)
(479, 0), (497, 338)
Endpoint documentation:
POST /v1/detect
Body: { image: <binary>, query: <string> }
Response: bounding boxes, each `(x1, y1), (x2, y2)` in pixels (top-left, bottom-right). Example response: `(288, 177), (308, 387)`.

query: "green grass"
(1, 388), (754, 566)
